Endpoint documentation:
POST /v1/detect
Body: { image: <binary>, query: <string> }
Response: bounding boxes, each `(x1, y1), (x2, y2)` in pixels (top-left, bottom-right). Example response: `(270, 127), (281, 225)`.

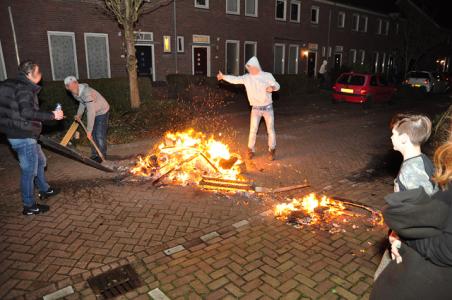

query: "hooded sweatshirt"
(73, 84), (110, 132)
(319, 60), (328, 74)
(222, 56), (280, 107)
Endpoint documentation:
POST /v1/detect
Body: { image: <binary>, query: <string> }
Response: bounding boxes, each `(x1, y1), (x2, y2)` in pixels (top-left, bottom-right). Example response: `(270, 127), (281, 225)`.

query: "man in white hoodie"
(217, 56), (280, 160)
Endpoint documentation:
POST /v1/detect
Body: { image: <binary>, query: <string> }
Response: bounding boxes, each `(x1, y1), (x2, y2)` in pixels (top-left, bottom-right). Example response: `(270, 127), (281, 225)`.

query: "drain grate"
(87, 264), (142, 299)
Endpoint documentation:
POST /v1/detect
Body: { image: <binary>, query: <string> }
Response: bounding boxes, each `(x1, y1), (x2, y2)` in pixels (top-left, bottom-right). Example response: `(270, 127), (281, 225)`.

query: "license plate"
(413, 84), (421, 87)
(341, 88), (354, 94)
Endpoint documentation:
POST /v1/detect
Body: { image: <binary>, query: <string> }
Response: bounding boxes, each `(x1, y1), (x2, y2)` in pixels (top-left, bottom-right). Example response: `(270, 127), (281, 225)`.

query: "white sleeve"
(268, 74), (280, 91)
(222, 75), (246, 85)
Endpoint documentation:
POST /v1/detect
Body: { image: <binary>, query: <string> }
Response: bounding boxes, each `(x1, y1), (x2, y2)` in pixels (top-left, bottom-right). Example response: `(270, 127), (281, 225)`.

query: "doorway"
(334, 53), (342, 70)
(307, 51), (317, 77)
(192, 46), (210, 76)
(135, 45), (155, 80)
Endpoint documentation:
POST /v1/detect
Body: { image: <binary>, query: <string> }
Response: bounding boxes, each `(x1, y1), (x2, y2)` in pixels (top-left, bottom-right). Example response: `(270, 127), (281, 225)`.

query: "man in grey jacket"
(64, 76), (110, 162)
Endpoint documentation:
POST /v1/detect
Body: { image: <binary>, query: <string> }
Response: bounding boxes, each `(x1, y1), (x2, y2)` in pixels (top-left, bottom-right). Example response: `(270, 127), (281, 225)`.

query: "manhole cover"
(87, 264), (142, 299)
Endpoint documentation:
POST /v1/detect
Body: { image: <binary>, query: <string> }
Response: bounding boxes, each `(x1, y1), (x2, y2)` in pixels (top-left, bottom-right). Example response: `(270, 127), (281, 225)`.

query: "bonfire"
(130, 129), (245, 186)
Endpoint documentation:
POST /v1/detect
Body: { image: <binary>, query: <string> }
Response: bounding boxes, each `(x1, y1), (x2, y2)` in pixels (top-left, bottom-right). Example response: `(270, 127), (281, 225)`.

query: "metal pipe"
(173, 0), (178, 73)
(8, 6), (20, 66)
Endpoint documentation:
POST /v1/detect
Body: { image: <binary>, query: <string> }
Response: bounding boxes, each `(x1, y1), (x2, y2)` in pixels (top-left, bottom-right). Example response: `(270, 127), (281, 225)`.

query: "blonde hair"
(434, 141), (452, 190)
(392, 114), (432, 145)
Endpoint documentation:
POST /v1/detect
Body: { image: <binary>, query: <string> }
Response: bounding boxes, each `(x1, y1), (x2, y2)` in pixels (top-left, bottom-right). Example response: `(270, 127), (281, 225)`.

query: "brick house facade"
(0, 0), (442, 82)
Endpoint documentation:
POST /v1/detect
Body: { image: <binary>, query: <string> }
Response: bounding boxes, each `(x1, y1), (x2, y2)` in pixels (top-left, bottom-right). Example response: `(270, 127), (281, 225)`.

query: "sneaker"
(22, 204), (50, 215)
(90, 156), (103, 163)
(247, 148), (255, 160)
(38, 187), (60, 200)
(268, 149), (276, 161)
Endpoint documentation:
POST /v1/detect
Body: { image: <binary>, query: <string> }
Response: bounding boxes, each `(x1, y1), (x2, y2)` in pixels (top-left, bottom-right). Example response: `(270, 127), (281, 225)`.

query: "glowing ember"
(130, 129), (244, 185)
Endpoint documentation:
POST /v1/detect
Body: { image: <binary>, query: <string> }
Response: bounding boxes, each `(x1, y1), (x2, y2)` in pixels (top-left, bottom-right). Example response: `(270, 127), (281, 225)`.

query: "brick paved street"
(0, 93), (450, 299)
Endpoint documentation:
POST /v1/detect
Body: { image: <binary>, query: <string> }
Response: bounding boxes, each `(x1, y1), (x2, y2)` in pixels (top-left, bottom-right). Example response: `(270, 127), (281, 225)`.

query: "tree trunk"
(124, 25), (141, 109)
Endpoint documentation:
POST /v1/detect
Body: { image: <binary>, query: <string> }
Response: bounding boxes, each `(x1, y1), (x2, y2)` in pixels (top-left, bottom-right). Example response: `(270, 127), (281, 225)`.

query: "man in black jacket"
(0, 60), (64, 215)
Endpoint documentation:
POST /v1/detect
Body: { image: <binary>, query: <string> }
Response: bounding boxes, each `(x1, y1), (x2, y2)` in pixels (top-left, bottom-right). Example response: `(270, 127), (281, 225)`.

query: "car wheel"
(363, 96), (373, 109)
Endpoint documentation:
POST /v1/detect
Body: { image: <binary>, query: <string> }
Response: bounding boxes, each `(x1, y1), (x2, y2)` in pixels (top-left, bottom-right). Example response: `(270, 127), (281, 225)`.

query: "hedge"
(38, 77), (153, 117)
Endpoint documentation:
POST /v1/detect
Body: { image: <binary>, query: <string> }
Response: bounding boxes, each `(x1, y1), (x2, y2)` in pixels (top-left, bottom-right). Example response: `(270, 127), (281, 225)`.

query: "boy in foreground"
(217, 56), (280, 160)
(375, 114), (437, 279)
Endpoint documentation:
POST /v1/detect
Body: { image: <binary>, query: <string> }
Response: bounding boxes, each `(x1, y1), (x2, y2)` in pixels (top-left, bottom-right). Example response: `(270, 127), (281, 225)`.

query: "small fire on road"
(130, 129), (245, 186)
(274, 193), (384, 233)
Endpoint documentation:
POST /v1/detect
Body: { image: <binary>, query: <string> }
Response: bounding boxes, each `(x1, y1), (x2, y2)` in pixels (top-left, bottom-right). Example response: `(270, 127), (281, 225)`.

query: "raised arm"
(217, 71), (245, 85)
(268, 74), (280, 92)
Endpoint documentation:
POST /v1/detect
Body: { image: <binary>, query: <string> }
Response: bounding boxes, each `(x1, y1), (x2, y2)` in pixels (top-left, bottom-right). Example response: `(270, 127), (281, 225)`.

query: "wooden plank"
(60, 121), (79, 146)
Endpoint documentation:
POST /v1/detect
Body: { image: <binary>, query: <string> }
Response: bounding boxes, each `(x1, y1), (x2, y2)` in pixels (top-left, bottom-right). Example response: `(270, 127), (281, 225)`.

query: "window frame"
(243, 41), (257, 70)
(274, 43), (286, 74)
(311, 6), (320, 24)
(84, 32), (111, 79)
(177, 36), (185, 53)
(0, 40), (7, 80)
(377, 18), (383, 35)
(337, 11), (345, 28)
(351, 14), (359, 31)
(360, 15), (368, 32)
(225, 40), (240, 75)
(289, 0), (301, 23)
(275, 0), (287, 21)
(47, 31), (79, 80)
(349, 49), (357, 64)
(194, 0), (209, 9)
(384, 20), (390, 35)
(322, 46), (326, 57)
(226, 0), (240, 15)
(287, 44), (299, 74)
(245, 0), (258, 17)
(359, 49), (365, 65)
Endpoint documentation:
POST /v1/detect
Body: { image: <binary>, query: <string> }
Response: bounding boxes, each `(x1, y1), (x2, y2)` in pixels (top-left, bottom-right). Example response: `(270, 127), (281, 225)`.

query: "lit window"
(226, 0), (240, 15)
(338, 12), (345, 28)
(194, 0), (209, 9)
(275, 0), (287, 21)
(352, 14), (359, 31)
(290, 1), (301, 23)
(360, 16), (368, 32)
(163, 35), (171, 53)
(177, 36), (184, 53)
(311, 6), (319, 24)
(245, 0), (258, 17)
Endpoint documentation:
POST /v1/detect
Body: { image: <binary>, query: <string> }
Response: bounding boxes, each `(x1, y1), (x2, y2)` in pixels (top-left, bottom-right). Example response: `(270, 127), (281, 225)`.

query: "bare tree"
(104, 0), (172, 108)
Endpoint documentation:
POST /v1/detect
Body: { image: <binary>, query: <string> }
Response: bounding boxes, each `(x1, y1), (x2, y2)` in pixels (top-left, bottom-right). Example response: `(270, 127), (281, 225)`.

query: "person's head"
(19, 60), (42, 84)
(322, 60), (328, 65)
(64, 76), (79, 95)
(390, 114), (432, 152)
(245, 56), (262, 76)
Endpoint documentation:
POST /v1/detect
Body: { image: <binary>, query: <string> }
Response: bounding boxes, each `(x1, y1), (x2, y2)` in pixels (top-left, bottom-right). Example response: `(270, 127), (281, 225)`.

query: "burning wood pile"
(129, 129), (247, 187)
(274, 193), (383, 233)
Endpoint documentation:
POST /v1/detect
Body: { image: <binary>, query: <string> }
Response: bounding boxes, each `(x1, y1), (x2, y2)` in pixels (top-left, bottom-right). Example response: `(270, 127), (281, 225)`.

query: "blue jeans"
(248, 105), (276, 152)
(8, 138), (50, 208)
(92, 112), (109, 158)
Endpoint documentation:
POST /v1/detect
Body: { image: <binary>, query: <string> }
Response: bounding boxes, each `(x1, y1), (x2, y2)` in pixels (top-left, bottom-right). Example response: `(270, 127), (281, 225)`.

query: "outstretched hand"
(266, 86), (275, 93)
(217, 71), (224, 81)
(53, 110), (64, 120)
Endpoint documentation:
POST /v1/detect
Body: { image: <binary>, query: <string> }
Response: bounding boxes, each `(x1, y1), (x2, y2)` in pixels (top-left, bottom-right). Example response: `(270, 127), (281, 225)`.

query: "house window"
(359, 49), (365, 64)
(328, 46), (332, 57)
(0, 40), (6, 80)
(337, 11), (345, 28)
(163, 35), (171, 53)
(47, 31), (78, 80)
(275, 0), (287, 21)
(287, 44), (299, 74)
(322, 46), (326, 57)
(195, 0), (209, 9)
(352, 14), (359, 31)
(84, 33), (110, 79)
(177, 36), (184, 53)
(290, 1), (301, 23)
(349, 49), (357, 64)
(377, 19), (382, 34)
(384, 20), (390, 35)
(395, 23), (399, 35)
(311, 6), (319, 24)
(274, 43), (285, 74)
(226, 0), (240, 15)
(245, 0), (258, 17)
(244, 41), (257, 67)
(226, 40), (240, 75)
(359, 16), (368, 32)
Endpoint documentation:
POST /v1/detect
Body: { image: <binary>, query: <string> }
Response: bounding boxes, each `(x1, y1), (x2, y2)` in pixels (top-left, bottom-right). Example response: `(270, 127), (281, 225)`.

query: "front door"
(334, 53), (342, 70)
(307, 52), (316, 77)
(135, 45), (153, 78)
(193, 47), (208, 76)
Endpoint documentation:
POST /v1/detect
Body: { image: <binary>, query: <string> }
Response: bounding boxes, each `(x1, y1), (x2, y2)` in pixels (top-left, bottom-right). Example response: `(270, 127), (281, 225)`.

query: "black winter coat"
(371, 185), (452, 300)
(0, 73), (54, 139)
